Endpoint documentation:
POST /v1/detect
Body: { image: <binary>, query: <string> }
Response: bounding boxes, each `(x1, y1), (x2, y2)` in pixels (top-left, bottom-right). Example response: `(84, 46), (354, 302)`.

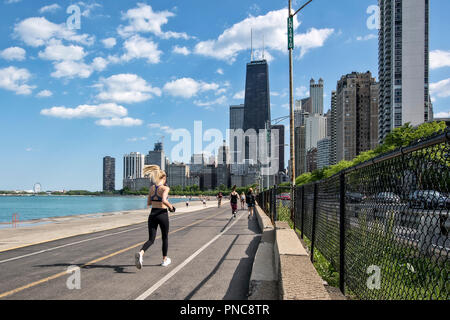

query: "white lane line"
(136, 213), (244, 300)
(0, 209), (208, 265)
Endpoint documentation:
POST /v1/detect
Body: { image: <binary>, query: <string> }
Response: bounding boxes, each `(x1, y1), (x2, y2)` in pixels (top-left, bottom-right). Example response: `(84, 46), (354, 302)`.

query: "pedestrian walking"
(246, 188), (256, 219)
(230, 186), (239, 218)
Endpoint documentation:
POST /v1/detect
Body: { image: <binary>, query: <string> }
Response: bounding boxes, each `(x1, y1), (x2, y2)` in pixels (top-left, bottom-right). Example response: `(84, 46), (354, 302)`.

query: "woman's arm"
(162, 187), (174, 211)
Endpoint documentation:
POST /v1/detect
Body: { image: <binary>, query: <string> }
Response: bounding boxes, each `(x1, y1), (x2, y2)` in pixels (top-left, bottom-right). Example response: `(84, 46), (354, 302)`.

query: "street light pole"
(288, 0), (312, 217)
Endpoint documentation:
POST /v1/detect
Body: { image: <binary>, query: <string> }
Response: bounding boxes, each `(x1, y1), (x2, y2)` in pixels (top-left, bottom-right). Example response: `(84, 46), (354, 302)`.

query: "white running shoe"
(161, 257), (171, 267)
(135, 252), (143, 270)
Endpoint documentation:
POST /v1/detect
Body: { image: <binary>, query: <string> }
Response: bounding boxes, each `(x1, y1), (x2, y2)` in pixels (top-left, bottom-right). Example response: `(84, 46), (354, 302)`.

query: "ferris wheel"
(33, 183), (42, 194)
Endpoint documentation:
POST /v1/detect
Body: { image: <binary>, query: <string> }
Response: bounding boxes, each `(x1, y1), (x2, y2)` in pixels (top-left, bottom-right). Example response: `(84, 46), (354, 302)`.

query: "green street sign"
(287, 16), (294, 50)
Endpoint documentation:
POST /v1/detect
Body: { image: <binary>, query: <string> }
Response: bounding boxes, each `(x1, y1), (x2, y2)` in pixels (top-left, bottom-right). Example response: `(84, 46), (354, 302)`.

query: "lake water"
(0, 196), (191, 223)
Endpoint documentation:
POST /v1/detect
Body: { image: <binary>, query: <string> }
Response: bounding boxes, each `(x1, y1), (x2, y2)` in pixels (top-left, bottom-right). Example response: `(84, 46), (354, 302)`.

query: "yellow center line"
(0, 210), (224, 299)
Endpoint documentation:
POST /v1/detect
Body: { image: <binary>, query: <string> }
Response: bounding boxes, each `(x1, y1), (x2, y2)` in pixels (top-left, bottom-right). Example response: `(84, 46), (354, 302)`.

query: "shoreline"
(0, 200), (217, 252)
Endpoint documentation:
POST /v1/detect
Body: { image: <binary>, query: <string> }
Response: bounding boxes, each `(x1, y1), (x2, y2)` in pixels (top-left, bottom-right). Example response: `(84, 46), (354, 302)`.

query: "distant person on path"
(217, 192), (223, 208)
(246, 188), (256, 219)
(135, 165), (176, 270)
(240, 192), (246, 210)
(230, 186), (239, 219)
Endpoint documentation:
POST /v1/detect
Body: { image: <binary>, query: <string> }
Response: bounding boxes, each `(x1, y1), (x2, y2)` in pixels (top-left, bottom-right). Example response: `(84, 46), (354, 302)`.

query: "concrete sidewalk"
(0, 200), (217, 253)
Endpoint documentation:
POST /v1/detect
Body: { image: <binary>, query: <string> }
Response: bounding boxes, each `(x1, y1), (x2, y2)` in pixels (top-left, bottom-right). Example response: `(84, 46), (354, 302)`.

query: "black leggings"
(141, 208), (169, 256)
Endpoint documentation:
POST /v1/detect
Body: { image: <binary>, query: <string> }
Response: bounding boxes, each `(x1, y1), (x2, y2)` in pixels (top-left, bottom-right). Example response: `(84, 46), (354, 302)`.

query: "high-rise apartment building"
(294, 126), (307, 177)
(305, 114), (328, 153)
(378, 0), (431, 142)
(335, 72), (379, 162)
(271, 125), (285, 173)
(123, 152), (144, 180)
(310, 78), (324, 115)
(317, 138), (331, 169)
(103, 156), (115, 192)
(329, 91), (338, 165)
(145, 142), (166, 171)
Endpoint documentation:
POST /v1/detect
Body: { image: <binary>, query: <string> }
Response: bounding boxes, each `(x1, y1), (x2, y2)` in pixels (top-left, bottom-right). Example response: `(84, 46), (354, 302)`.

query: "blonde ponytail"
(143, 165), (166, 185)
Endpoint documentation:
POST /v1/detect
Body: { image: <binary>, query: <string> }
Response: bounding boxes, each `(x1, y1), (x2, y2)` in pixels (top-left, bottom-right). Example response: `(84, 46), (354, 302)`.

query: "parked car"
(346, 192), (366, 203)
(370, 192), (401, 204)
(408, 190), (450, 209)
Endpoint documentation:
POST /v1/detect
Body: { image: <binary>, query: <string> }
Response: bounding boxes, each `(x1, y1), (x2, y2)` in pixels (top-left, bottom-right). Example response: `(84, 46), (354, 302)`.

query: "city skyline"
(1, 1), (449, 191)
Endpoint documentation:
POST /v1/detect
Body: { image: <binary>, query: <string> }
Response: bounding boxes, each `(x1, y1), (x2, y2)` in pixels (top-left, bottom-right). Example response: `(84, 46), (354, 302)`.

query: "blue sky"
(0, 0), (449, 191)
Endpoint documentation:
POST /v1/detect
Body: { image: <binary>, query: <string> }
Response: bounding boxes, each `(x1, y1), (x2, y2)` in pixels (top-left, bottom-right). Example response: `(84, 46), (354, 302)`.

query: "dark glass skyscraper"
(243, 60), (271, 132)
(103, 156), (115, 192)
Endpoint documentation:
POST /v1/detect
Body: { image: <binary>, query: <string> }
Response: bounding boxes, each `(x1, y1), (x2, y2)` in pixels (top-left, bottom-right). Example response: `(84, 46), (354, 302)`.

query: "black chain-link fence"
(258, 130), (449, 300)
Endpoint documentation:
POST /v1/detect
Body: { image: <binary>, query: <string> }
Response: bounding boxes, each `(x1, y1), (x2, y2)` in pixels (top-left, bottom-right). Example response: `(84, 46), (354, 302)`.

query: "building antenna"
(251, 28), (253, 61)
(263, 34), (265, 60)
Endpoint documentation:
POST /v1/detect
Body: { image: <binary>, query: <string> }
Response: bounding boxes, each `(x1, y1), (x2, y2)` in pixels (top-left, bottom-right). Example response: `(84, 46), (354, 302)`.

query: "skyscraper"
(294, 126), (307, 176)
(271, 124), (285, 173)
(229, 104), (245, 164)
(378, 0), (431, 142)
(335, 72), (379, 162)
(243, 60), (270, 132)
(329, 91), (337, 165)
(103, 156), (115, 192)
(305, 114), (328, 153)
(123, 152), (144, 180)
(145, 142), (166, 171)
(310, 78), (324, 115)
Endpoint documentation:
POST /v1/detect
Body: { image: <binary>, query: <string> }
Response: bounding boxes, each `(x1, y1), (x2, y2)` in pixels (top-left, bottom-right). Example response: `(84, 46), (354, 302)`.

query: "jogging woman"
(240, 192), (246, 210)
(230, 186), (239, 218)
(246, 188), (256, 219)
(135, 165), (175, 270)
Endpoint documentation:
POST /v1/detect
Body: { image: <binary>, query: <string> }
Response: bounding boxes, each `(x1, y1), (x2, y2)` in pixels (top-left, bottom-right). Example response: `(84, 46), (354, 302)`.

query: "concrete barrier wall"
(250, 204), (331, 300)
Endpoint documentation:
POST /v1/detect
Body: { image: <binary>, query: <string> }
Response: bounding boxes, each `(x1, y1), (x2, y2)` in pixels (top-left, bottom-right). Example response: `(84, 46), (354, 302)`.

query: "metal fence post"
(300, 186), (305, 239)
(310, 183), (318, 263)
(273, 185), (278, 222)
(339, 173), (346, 295)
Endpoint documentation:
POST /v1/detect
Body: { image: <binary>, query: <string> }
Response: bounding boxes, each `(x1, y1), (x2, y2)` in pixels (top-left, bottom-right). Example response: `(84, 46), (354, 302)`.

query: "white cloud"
(0, 47), (26, 61)
(430, 50), (450, 70)
(0, 66), (35, 95)
(38, 41), (86, 61)
(121, 35), (162, 64)
(96, 117), (143, 127)
(172, 45), (190, 55)
(96, 73), (162, 104)
(356, 34), (377, 41)
(5, 0), (21, 3)
(41, 103), (128, 119)
(101, 37), (117, 49)
(194, 95), (227, 107)
(91, 57), (109, 72)
(14, 17), (95, 47)
(39, 4), (61, 14)
(295, 86), (308, 98)
(271, 91), (280, 96)
(51, 60), (93, 79)
(127, 137), (147, 142)
(163, 78), (219, 99)
(430, 78), (450, 99)
(148, 123), (174, 134)
(233, 90), (245, 100)
(118, 3), (190, 40)
(37, 89), (53, 98)
(435, 112), (450, 118)
(194, 8), (333, 62)
(78, 1), (102, 18)
(296, 28), (335, 58)
(216, 68), (224, 75)
(25, 147), (32, 152)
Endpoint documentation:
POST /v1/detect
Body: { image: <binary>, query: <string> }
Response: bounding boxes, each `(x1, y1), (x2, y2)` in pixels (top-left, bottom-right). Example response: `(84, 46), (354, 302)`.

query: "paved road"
(0, 205), (261, 300)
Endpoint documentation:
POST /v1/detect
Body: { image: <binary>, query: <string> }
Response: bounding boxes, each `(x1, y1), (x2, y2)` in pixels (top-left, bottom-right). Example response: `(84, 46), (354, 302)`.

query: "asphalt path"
(0, 205), (261, 300)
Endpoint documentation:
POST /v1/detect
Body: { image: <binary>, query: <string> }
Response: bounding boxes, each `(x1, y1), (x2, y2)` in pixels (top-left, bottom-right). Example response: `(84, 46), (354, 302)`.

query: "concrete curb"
(247, 205), (278, 300)
(274, 221), (331, 300)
